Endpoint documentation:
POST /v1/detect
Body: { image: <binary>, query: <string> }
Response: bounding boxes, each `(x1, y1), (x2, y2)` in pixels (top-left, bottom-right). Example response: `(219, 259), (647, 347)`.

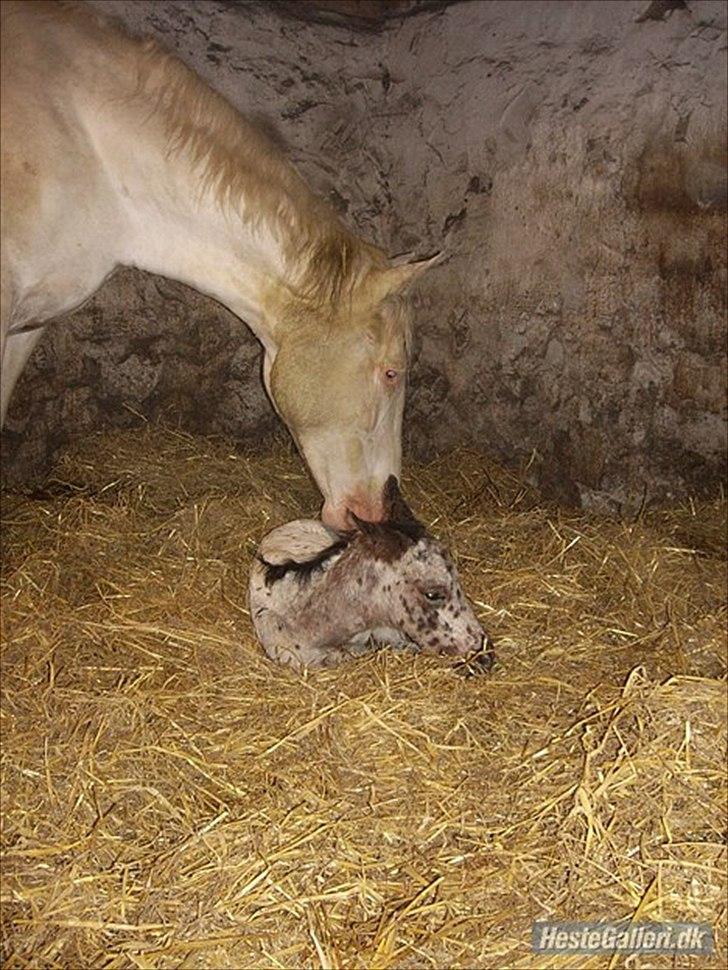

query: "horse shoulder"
(1, 1), (130, 323)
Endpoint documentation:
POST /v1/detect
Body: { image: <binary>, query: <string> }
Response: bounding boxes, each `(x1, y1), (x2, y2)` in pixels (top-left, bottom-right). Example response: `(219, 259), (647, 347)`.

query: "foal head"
(350, 477), (493, 663)
(265, 252), (440, 531)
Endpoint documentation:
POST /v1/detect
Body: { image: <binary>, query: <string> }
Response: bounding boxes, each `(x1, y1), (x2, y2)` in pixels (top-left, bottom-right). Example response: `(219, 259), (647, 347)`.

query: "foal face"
(376, 536), (489, 659)
(350, 477), (492, 662)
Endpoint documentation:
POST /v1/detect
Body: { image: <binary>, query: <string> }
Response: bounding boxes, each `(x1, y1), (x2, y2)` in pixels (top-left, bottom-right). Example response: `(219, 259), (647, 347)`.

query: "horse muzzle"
(321, 493), (386, 531)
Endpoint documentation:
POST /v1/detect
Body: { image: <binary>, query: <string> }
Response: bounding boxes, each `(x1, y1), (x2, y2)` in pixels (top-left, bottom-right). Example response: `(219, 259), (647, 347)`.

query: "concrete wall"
(4, 0), (726, 509)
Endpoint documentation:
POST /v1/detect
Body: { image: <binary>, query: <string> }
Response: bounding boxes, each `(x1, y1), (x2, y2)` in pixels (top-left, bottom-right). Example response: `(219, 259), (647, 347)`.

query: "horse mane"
(39, 2), (384, 306)
(129, 29), (386, 304)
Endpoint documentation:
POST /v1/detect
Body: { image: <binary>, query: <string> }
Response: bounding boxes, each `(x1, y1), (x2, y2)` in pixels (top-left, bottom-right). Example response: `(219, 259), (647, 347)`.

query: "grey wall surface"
(4, 0), (726, 510)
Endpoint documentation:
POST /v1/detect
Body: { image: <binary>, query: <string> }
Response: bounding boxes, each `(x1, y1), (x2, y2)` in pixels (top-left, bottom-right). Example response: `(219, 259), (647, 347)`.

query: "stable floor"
(1, 427), (725, 968)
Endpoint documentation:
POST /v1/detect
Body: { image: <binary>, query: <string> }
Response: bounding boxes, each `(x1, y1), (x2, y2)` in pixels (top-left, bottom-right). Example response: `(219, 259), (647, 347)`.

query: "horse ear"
(383, 475), (418, 525)
(373, 252), (444, 301)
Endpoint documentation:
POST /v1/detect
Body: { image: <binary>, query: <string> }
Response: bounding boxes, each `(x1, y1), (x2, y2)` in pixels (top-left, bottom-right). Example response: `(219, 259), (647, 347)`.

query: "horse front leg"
(0, 324), (46, 426)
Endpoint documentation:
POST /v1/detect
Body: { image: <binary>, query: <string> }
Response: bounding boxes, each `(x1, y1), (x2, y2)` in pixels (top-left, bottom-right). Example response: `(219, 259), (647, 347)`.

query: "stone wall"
(3, 0), (726, 509)
(3, 271), (278, 481)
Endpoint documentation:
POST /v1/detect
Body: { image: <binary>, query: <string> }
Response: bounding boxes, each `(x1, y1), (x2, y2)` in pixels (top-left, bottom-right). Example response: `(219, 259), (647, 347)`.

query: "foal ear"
(383, 475), (418, 525)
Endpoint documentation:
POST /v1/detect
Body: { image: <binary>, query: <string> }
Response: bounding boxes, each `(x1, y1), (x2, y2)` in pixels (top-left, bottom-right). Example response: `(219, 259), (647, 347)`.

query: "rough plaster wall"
(387, 0), (727, 509)
(4, 0), (726, 510)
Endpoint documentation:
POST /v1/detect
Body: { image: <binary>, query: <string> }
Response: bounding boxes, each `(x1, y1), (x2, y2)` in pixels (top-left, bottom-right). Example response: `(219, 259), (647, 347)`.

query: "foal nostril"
(472, 632), (495, 670)
(453, 632), (495, 677)
(478, 633), (495, 667)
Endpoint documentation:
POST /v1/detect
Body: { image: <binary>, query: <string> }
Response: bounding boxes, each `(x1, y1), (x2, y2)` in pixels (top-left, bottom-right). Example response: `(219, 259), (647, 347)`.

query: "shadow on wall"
(398, 128), (727, 511)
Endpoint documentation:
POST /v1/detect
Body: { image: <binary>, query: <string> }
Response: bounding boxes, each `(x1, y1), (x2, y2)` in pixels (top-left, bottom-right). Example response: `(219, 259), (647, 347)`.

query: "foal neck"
(290, 539), (385, 640)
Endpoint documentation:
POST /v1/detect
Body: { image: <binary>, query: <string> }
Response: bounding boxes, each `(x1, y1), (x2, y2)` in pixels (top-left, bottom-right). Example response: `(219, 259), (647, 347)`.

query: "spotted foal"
(248, 477), (494, 672)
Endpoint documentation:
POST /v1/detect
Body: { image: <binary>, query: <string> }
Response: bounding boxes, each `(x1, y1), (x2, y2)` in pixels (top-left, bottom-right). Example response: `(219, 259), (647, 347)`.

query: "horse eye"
(384, 368), (399, 382)
(423, 590), (446, 605)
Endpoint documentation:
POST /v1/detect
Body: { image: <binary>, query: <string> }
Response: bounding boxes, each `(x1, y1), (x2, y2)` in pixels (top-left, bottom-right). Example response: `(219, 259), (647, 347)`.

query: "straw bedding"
(1, 425), (725, 969)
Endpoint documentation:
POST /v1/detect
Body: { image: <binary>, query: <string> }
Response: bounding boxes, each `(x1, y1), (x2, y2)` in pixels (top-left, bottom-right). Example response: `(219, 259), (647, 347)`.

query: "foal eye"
(384, 368), (399, 382)
(423, 590), (446, 605)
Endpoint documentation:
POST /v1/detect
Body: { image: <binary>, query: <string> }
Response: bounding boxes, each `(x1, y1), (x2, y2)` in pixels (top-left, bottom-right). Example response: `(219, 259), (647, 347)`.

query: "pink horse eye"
(385, 369), (399, 382)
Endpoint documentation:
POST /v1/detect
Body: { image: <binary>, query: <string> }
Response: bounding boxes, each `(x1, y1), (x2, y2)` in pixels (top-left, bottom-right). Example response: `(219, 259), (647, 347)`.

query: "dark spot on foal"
(419, 608), (438, 632)
(400, 595), (415, 616)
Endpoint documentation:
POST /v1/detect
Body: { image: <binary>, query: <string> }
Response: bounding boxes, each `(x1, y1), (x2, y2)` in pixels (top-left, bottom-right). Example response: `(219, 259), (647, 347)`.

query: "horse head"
(264, 254), (441, 530)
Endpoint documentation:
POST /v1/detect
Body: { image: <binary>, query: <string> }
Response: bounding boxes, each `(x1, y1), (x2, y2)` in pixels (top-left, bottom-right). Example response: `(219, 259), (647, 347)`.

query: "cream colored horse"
(0, 0), (438, 529)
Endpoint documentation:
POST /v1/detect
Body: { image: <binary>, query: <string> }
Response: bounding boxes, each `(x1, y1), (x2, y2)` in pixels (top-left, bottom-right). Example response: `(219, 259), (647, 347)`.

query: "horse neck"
(98, 97), (347, 353)
(116, 153), (288, 353)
